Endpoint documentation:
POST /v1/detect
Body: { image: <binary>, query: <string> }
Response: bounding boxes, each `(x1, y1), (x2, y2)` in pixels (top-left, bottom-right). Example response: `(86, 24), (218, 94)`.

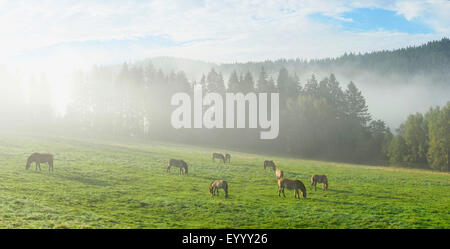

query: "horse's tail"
(224, 181), (229, 197)
(167, 160), (172, 172)
(49, 156), (54, 171)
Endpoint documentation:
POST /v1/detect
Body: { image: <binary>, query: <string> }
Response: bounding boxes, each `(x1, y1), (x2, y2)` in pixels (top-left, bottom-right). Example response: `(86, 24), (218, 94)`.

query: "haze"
(0, 0), (449, 130)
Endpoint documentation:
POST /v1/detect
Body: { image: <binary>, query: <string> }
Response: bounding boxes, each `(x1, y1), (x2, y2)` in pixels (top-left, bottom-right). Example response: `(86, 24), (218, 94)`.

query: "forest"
(0, 39), (448, 171)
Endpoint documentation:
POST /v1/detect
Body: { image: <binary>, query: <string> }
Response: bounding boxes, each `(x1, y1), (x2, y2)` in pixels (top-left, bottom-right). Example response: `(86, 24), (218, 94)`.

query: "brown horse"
(26, 153), (54, 171)
(167, 159), (188, 175)
(264, 160), (276, 171)
(275, 168), (284, 179)
(212, 153), (226, 163)
(209, 180), (228, 198)
(278, 178), (307, 199)
(311, 175), (328, 191)
(225, 154), (231, 163)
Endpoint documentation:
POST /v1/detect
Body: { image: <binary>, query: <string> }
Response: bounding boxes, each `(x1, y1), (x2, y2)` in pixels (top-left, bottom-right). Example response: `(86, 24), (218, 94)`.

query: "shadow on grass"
(312, 198), (361, 206)
(326, 188), (401, 200)
(358, 193), (402, 200)
(326, 189), (353, 194)
(48, 172), (112, 186)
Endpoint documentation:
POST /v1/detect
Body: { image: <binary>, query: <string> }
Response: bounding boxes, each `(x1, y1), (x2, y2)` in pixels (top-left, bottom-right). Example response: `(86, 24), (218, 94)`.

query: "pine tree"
(227, 70), (240, 93)
(345, 81), (371, 127)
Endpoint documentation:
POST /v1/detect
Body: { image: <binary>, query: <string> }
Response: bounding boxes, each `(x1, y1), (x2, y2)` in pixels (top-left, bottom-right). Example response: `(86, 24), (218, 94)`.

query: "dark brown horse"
(167, 159), (188, 175)
(278, 178), (307, 199)
(311, 175), (328, 191)
(225, 154), (231, 163)
(212, 153), (226, 163)
(26, 153), (54, 171)
(264, 160), (276, 171)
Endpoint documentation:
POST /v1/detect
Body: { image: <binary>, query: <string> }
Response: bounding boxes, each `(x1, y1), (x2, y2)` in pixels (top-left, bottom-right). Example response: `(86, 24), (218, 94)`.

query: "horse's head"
(302, 190), (307, 198)
(25, 156), (32, 170)
(184, 165), (188, 175)
(209, 183), (214, 196)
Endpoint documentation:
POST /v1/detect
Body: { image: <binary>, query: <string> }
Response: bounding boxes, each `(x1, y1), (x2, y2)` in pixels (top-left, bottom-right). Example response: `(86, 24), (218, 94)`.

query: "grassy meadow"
(0, 133), (448, 229)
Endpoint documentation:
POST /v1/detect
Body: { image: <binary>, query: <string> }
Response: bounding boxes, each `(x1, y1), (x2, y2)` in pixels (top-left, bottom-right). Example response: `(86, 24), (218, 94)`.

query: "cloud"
(0, 0), (448, 69)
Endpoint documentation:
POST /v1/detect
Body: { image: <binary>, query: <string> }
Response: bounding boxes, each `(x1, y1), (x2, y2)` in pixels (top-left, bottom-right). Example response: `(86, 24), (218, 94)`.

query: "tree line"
(63, 63), (394, 165)
(387, 103), (449, 171)
(1, 61), (447, 171)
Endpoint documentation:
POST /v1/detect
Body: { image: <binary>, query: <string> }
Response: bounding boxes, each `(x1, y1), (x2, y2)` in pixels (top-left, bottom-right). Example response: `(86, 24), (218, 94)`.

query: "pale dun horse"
(167, 159), (188, 175)
(209, 180), (229, 198)
(310, 175), (328, 191)
(225, 154), (231, 163)
(276, 169), (284, 179)
(264, 160), (276, 171)
(26, 153), (54, 171)
(278, 178), (307, 199)
(212, 153), (226, 163)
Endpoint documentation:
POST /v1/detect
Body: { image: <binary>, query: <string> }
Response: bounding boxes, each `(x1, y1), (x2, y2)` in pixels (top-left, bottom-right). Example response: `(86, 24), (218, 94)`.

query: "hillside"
(0, 133), (448, 228)
(146, 38), (450, 84)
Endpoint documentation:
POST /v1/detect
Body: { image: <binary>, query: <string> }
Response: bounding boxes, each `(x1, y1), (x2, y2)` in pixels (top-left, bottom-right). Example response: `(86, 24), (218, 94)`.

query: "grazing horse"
(275, 168), (284, 179)
(225, 154), (231, 163)
(167, 159), (188, 175)
(264, 160), (276, 171)
(310, 174), (328, 191)
(212, 153), (226, 163)
(26, 153), (54, 171)
(278, 178), (307, 199)
(209, 180), (228, 198)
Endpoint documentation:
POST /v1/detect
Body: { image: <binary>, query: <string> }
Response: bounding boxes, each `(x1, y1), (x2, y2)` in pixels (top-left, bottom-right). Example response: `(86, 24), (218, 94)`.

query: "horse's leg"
(38, 162), (41, 171)
(314, 182), (317, 191)
(282, 187), (286, 198)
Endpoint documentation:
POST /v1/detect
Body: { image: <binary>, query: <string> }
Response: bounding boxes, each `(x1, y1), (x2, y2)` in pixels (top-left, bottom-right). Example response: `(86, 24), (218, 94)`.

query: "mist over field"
(144, 54), (450, 129)
(0, 0), (448, 231)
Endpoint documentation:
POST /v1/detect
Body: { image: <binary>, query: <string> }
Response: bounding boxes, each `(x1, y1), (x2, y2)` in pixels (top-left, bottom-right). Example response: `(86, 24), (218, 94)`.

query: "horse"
(26, 153), (54, 171)
(264, 160), (276, 171)
(167, 159), (188, 175)
(275, 168), (284, 179)
(277, 178), (307, 199)
(225, 154), (231, 163)
(212, 153), (226, 163)
(310, 174), (328, 191)
(209, 180), (228, 198)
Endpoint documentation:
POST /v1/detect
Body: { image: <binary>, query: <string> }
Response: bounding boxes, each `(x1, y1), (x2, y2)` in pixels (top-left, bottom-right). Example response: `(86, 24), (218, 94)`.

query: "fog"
(2, 56), (449, 134)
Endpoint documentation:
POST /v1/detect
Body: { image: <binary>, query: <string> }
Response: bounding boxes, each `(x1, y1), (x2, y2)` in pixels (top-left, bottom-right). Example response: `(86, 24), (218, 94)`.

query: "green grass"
(0, 133), (448, 229)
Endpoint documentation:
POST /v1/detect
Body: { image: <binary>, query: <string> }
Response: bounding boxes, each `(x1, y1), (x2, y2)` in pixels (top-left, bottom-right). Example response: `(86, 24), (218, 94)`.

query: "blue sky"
(0, 0), (449, 70)
(311, 8), (433, 34)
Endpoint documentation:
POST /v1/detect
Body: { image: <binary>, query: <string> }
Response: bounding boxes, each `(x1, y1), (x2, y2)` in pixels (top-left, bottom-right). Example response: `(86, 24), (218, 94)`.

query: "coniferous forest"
(0, 39), (448, 171)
